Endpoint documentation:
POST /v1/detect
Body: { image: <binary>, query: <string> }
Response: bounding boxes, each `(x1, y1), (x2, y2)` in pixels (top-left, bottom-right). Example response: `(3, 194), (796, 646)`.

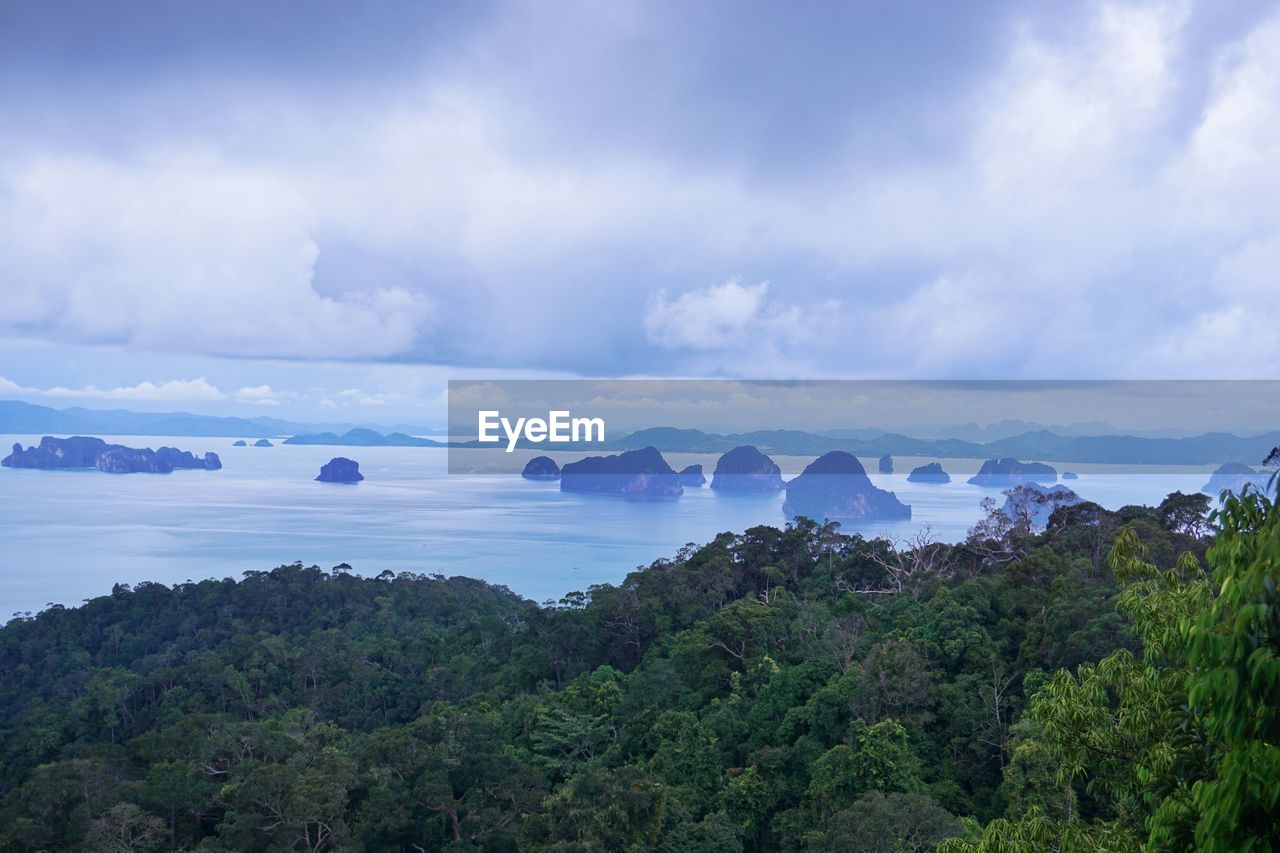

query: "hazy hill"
(606, 425), (1280, 465)
(0, 400), (444, 438)
(283, 428), (445, 447)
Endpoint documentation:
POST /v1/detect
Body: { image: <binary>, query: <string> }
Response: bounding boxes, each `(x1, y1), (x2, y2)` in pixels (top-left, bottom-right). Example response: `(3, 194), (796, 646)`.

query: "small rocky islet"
(907, 462), (951, 484)
(783, 451), (911, 522)
(521, 456), (561, 480)
(316, 457), (364, 483)
(710, 445), (785, 492)
(678, 464), (706, 487)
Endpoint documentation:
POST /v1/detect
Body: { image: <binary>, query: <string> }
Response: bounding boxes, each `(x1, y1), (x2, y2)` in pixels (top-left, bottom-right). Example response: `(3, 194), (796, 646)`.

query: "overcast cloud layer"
(1, 0), (1279, 418)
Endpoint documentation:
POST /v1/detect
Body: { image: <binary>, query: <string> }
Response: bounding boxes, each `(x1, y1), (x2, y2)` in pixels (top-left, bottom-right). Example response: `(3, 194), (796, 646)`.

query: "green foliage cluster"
(0, 480), (1275, 851)
(944, 481), (1280, 852)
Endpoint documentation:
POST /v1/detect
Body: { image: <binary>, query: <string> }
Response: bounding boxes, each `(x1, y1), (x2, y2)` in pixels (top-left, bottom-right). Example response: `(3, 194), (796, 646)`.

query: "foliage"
(3, 483), (1269, 851)
(946, 478), (1280, 852)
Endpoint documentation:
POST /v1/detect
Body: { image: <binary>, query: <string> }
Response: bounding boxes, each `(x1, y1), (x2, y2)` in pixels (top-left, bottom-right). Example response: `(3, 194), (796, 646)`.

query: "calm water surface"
(0, 435), (1220, 620)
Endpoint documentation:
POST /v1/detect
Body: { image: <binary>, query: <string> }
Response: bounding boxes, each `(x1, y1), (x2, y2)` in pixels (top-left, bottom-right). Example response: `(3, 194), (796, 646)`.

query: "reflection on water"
(0, 435), (1221, 620)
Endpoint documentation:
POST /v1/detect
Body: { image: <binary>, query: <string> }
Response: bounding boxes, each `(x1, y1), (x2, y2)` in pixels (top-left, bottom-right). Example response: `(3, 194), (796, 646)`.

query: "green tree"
(83, 803), (167, 853)
(951, 483), (1280, 851)
(807, 719), (923, 814)
(361, 705), (542, 848)
(522, 765), (668, 851)
(1178, 483), (1280, 849)
(1156, 491), (1212, 538)
(806, 791), (961, 852)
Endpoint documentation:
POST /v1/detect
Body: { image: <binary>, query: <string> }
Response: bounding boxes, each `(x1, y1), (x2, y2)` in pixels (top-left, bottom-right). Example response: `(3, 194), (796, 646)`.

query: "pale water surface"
(0, 435), (1220, 621)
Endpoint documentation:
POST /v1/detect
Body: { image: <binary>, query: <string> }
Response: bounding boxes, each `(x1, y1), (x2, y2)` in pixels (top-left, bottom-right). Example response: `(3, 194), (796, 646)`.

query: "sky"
(1, 0), (1279, 424)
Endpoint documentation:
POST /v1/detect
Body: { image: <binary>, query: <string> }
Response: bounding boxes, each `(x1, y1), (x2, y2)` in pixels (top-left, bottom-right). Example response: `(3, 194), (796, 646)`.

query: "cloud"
(644, 280), (782, 350)
(320, 387), (414, 407)
(1185, 14), (1280, 184)
(0, 156), (434, 360)
(42, 377), (226, 402)
(1139, 230), (1280, 370)
(974, 2), (1186, 191)
(641, 280), (854, 377)
(236, 385), (276, 400)
(0, 375), (37, 395)
(236, 384), (284, 406)
(0, 1), (1279, 379)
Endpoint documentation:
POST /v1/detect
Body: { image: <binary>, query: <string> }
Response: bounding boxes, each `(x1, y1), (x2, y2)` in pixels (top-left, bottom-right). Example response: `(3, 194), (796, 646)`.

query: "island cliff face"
(878, 455), (893, 474)
(316, 457), (363, 483)
(907, 462), (951, 484)
(967, 458), (1057, 488)
(522, 456), (561, 480)
(710, 446), (784, 492)
(678, 464), (707, 487)
(783, 451), (911, 522)
(2, 436), (221, 473)
(1201, 463), (1270, 496)
(560, 447), (682, 497)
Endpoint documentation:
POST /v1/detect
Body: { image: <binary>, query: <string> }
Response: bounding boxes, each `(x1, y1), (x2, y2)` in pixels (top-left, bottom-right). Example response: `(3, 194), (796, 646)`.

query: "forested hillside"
(1, 479), (1276, 851)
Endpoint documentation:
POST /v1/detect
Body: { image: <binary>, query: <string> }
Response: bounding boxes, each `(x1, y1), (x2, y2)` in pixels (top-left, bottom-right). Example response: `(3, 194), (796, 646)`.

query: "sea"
(0, 434), (1222, 622)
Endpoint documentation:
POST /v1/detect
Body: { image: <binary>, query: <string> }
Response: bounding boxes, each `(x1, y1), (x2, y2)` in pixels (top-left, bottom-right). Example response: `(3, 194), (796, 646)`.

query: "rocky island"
(967, 457), (1057, 488)
(678, 464), (706, 487)
(1201, 463), (1270, 496)
(907, 462), (951, 484)
(878, 454), (893, 474)
(2, 436), (221, 474)
(232, 440), (248, 447)
(710, 446), (784, 492)
(1061, 471), (1079, 480)
(560, 447), (682, 497)
(253, 438), (274, 447)
(316, 457), (364, 483)
(521, 456), (561, 480)
(783, 451), (911, 522)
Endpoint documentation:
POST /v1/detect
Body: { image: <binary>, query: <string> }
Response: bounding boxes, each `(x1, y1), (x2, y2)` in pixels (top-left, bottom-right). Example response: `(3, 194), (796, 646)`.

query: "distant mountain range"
(3, 400), (1276, 466)
(0, 401), (446, 438)
(600, 427), (1280, 466)
(864, 419), (1235, 441)
(815, 419), (1273, 441)
(446, 424), (1280, 465)
(819, 417), (1269, 438)
(283, 429), (445, 448)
